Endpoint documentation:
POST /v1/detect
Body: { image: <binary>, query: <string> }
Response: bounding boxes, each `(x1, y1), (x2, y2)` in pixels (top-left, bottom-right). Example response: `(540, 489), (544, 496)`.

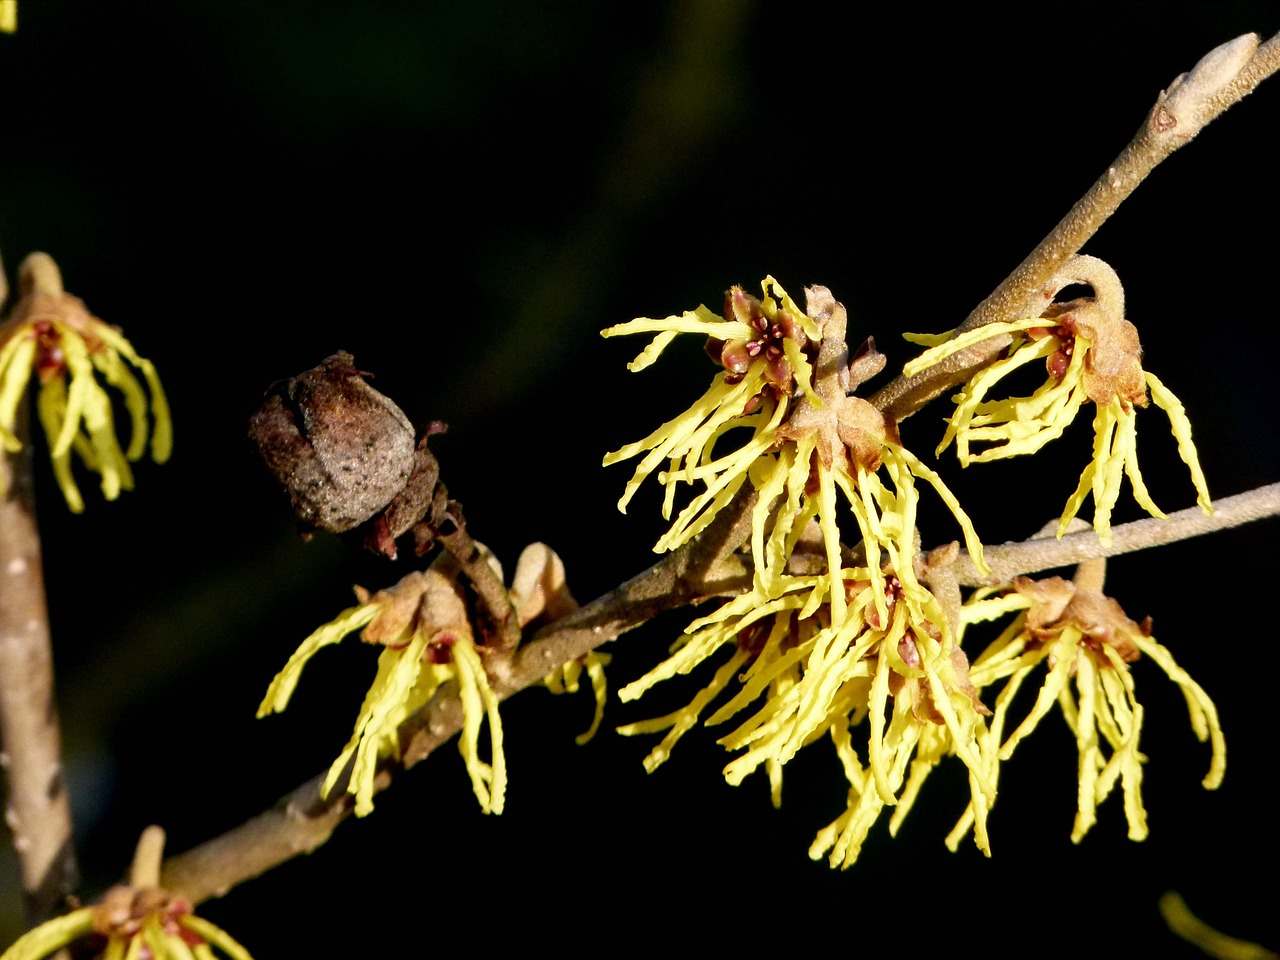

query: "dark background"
(1, 2), (1278, 955)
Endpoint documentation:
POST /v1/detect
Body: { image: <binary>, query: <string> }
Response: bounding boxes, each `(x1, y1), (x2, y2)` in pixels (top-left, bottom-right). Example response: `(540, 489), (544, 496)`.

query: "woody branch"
(160, 29), (1280, 907)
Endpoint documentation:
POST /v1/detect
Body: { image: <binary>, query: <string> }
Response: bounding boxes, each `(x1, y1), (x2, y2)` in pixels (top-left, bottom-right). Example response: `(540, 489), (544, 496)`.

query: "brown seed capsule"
(248, 351), (417, 533)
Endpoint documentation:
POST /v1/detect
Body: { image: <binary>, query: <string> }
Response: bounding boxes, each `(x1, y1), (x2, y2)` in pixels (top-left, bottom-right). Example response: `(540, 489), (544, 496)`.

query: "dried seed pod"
(248, 351), (417, 533)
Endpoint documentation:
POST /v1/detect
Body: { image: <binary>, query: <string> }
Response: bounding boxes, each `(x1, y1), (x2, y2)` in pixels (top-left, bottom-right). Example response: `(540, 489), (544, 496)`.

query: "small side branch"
(951, 482), (1280, 586)
(159, 774), (348, 902)
(159, 473), (1280, 903)
(872, 31), (1280, 422)
(161, 488), (756, 905)
(158, 28), (1280, 915)
(435, 512), (522, 655)
(0, 404), (79, 927)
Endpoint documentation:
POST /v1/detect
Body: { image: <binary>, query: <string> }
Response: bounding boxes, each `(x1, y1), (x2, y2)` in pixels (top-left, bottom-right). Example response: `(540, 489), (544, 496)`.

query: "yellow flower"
(0, 887), (252, 960)
(542, 651), (611, 745)
(904, 255), (1209, 544)
(617, 580), (818, 792)
(798, 576), (995, 869)
(606, 281), (1001, 867)
(258, 556), (506, 816)
(601, 276), (822, 552)
(605, 281), (985, 619)
(763, 286), (985, 623)
(2, 827), (248, 960)
(0, 253), (171, 512)
(956, 574), (1224, 846)
(620, 562), (996, 868)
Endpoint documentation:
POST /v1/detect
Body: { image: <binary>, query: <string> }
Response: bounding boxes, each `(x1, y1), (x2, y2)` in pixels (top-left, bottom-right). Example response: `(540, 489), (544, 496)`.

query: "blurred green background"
(1, 1), (1278, 954)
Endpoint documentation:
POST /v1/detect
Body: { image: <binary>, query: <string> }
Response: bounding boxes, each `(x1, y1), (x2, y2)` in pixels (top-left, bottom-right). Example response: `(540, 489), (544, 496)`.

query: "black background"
(1, 2), (1278, 955)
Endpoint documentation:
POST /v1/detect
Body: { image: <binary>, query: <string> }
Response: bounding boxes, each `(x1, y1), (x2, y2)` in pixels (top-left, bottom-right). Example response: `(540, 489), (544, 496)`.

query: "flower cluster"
(0, 887), (253, 960)
(604, 275), (1221, 867)
(604, 279), (986, 611)
(617, 558), (996, 867)
(3, 824), (250, 960)
(258, 542), (595, 818)
(956, 571), (1223, 847)
(904, 255), (1210, 543)
(605, 280), (1003, 866)
(259, 554), (507, 817)
(0, 252), (171, 512)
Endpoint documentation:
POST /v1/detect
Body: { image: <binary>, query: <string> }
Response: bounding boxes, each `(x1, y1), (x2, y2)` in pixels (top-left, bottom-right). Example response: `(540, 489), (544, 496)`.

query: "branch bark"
(0, 401), (79, 928)
(950, 481), (1280, 587)
(870, 30), (1280, 422)
(161, 470), (1280, 905)
(161, 489), (756, 904)
(160, 29), (1280, 910)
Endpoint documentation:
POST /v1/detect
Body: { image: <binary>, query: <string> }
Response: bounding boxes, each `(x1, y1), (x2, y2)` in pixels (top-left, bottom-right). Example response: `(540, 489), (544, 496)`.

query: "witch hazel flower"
(0, 252), (171, 512)
(604, 280), (987, 624)
(764, 286), (987, 622)
(955, 567), (1224, 846)
(605, 279), (1001, 867)
(904, 255), (1210, 544)
(616, 578), (821, 790)
(619, 557), (996, 868)
(1, 826), (254, 960)
(811, 659), (991, 871)
(259, 551), (507, 817)
(258, 543), (592, 816)
(601, 276), (822, 553)
(1, 894), (252, 960)
(718, 572), (990, 802)
(799, 575), (995, 868)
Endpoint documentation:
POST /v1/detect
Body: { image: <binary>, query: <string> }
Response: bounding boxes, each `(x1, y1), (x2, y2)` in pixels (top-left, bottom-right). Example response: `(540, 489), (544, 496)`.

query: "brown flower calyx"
(3, 252), (108, 381)
(1035, 255), (1147, 406)
(706, 284), (818, 405)
(847, 572), (904, 631)
(508, 542), (578, 629)
(1012, 575), (1143, 663)
(92, 884), (195, 942)
(248, 351), (460, 560)
(888, 640), (990, 726)
(845, 565), (990, 724)
(732, 608), (814, 659)
(775, 286), (890, 474)
(354, 552), (483, 664)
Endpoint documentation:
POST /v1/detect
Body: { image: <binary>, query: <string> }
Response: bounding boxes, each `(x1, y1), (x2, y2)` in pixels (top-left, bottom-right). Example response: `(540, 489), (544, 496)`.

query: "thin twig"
(0, 400), (79, 928)
(161, 28), (1280, 913)
(950, 482), (1280, 586)
(436, 509), (522, 654)
(161, 488), (756, 904)
(161, 475), (1280, 904)
(871, 31), (1280, 423)
(159, 773), (348, 904)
